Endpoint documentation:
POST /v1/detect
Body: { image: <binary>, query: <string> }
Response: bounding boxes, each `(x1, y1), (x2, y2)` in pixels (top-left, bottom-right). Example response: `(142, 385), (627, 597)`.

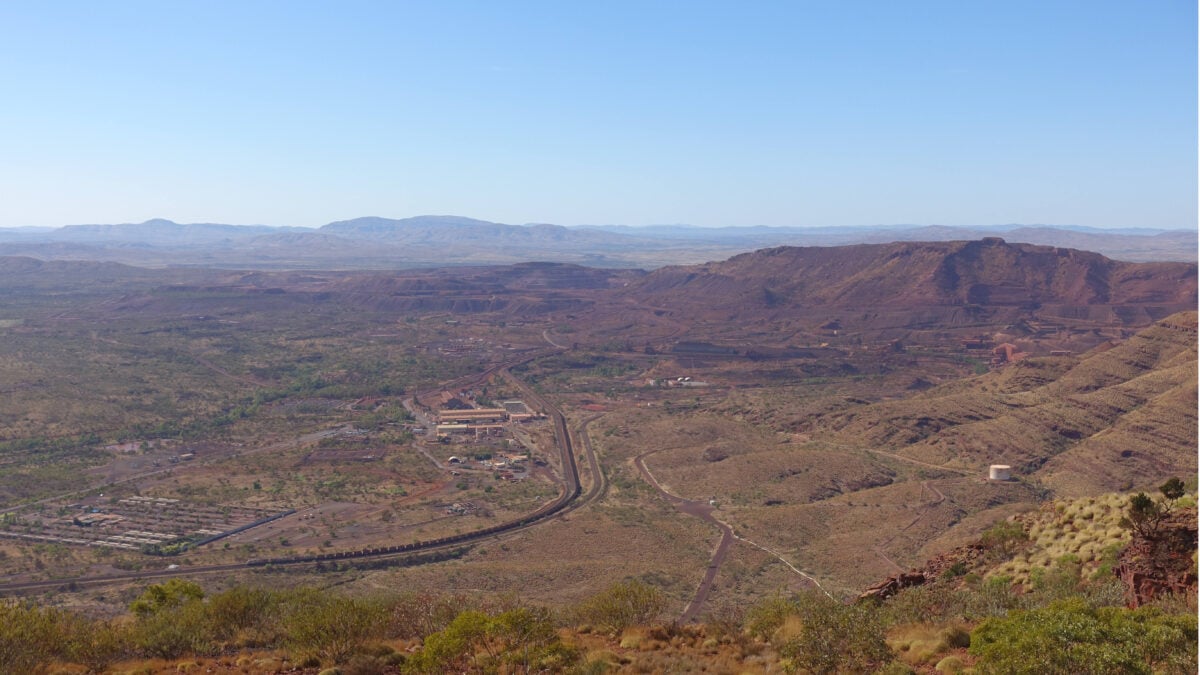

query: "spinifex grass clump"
(990, 492), (1135, 586)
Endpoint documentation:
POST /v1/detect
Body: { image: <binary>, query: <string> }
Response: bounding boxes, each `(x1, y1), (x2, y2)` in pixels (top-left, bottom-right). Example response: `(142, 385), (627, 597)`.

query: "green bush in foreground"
(970, 598), (1198, 674)
(0, 602), (65, 674)
(413, 606), (577, 673)
(129, 578), (205, 617)
(61, 614), (130, 674)
(281, 590), (390, 666)
(573, 579), (666, 635)
(7, 567), (1192, 673)
(747, 591), (892, 675)
(130, 596), (216, 659)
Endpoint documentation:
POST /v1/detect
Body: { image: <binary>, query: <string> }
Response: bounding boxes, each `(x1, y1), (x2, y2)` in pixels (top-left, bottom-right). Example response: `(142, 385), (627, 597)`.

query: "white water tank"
(989, 464), (1012, 481)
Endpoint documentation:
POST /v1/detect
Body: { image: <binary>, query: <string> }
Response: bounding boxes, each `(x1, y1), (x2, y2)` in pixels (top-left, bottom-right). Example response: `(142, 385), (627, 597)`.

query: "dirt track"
(632, 450), (734, 623)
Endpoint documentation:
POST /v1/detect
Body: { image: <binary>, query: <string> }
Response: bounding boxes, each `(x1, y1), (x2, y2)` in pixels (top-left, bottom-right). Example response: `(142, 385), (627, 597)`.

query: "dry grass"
(887, 622), (972, 670)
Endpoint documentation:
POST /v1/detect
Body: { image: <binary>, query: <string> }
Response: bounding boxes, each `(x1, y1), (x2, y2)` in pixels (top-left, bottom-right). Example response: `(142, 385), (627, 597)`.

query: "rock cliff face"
(1115, 507), (1198, 608)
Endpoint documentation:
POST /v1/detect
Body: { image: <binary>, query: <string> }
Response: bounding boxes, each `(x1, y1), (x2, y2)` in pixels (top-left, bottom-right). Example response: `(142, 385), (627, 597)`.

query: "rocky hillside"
(862, 489), (1197, 608)
(622, 239), (1196, 328)
(801, 312), (1197, 496)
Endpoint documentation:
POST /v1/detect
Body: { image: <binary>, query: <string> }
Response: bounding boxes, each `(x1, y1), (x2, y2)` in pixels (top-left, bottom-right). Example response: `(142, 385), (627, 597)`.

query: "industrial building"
(435, 408), (507, 424)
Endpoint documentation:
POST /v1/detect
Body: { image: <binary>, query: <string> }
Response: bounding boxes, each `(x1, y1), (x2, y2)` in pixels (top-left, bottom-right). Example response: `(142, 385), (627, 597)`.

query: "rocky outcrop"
(858, 544), (988, 603)
(858, 572), (930, 603)
(1115, 507), (1197, 608)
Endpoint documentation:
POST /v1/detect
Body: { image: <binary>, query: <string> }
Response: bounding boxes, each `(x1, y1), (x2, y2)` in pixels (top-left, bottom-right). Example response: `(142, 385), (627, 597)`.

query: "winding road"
(631, 450), (735, 623)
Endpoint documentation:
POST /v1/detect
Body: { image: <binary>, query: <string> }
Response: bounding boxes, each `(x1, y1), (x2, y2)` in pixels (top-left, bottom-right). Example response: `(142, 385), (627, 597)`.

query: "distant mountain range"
(0, 216), (1193, 269)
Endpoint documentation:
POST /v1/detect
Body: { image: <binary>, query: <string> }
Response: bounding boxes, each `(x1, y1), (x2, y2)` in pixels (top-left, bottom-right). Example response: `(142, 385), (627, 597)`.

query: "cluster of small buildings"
(447, 453), (528, 469)
(434, 400), (535, 437)
(962, 336), (1031, 368)
(990, 343), (1026, 367)
(72, 512), (125, 527)
(483, 453), (528, 469)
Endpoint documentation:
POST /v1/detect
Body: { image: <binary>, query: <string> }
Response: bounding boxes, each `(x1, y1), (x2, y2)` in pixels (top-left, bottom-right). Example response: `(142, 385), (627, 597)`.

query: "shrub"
(978, 520), (1028, 558)
(882, 576), (1021, 626)
(573, 580), (666, 635)
(61, 614), (130, 673)
(205, 586), (280, 647)
(744, 595), (796, 640)
(130, 598), (215, 659)
(389, 591), (473, 639)
(281, 590), (390, 666)
(702, 600), (746, 642)
(129, 579), (205, 618)
(1026, 556), (1082, 604)
(970, 598), (1198, 674)
(941, 561), (968, 578)
(774, 593), (892, 674)
(412, 606), (575, 673)
(0, 602), (65, 674)
(489, 607), (562, 671)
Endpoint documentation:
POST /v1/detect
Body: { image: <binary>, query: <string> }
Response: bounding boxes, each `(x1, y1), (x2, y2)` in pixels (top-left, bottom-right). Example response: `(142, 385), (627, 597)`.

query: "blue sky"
(0, 1), (1195, 229)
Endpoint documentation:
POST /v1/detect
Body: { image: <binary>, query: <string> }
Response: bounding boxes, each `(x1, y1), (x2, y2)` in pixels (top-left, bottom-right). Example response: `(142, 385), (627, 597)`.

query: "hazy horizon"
(1, 215), (1196, 233)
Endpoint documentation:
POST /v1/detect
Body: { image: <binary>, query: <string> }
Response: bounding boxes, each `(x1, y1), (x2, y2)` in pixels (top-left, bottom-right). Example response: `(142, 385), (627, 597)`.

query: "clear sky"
(1, 1), (1195, 229)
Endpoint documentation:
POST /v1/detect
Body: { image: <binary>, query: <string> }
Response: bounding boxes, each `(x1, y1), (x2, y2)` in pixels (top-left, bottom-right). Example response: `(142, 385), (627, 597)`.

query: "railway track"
(0, 351), (601, 596)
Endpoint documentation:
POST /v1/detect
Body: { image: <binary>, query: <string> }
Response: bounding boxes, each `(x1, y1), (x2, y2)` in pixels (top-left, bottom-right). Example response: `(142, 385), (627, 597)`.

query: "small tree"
(1121, 478), (1187, 538)
(129, 578), (204, 617)
(1160, 477), (1186, 501)
(978, 519), (1029, 559)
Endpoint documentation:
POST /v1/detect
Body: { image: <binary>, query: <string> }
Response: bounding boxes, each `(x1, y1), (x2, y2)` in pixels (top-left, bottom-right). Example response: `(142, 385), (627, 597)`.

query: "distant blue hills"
(0, 216), (1192, 269)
